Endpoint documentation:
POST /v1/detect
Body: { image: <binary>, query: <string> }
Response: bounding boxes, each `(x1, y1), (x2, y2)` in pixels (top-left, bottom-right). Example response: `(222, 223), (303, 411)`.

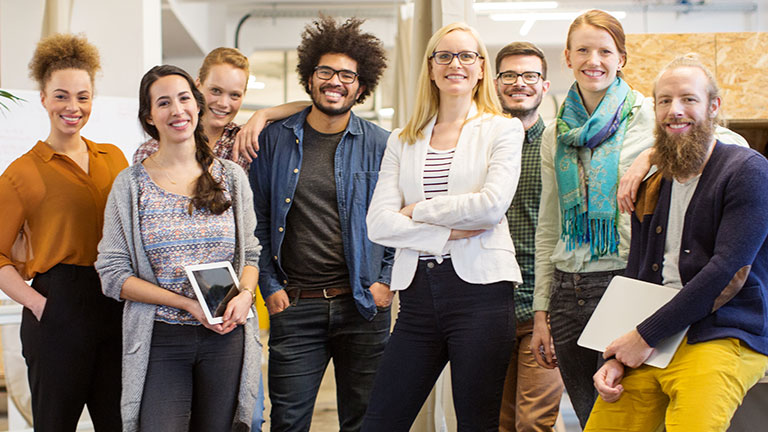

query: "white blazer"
(366, 104), (525, 290)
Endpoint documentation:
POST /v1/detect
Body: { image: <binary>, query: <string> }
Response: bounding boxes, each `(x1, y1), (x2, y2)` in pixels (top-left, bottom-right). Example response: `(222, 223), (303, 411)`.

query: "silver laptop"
(577, 275), (689, 368)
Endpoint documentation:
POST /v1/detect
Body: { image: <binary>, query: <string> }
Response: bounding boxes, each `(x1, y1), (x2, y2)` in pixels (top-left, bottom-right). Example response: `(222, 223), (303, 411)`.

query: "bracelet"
(241, 288), (257, 304)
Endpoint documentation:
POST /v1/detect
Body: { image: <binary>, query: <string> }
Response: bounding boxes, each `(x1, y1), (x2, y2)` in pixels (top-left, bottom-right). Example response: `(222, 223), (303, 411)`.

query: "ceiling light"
(490, 10), (627, 22)
(474, 1), (558, 12)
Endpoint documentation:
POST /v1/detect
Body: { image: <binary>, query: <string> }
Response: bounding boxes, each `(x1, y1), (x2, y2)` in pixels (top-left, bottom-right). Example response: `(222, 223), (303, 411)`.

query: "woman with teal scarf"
(529, 10), (656, 427)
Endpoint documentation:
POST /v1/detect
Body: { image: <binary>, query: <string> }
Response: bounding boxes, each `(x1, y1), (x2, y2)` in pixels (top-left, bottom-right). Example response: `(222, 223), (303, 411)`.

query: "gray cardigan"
(95, 159), (262, 432)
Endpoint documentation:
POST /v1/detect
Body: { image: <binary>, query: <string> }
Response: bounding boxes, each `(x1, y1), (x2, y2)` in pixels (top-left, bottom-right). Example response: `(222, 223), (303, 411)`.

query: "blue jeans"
(361, 259), (516, 432)
(267, 294), (390, 432)
(139, 322), (244, 432)
(548, 269), (624, 429)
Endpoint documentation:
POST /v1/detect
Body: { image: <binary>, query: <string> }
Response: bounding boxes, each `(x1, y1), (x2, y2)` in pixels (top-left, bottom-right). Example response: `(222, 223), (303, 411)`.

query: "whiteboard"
(0, 89), (147, 172)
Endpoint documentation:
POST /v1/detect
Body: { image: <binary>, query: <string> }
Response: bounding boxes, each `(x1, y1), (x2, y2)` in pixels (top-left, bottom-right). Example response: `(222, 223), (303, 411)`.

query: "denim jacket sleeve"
(250, 130), (283, 299)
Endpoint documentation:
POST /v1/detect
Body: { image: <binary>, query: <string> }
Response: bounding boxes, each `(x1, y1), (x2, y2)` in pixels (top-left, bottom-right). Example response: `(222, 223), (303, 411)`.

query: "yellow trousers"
(585, 337), (768, 432)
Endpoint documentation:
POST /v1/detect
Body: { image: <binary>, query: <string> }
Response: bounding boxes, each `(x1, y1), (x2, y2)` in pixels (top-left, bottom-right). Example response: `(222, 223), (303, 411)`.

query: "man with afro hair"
(250, 15), (393, 432)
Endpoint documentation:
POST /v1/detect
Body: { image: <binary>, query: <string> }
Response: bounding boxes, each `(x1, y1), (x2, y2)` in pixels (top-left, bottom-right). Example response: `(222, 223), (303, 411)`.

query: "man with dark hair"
(250, 16), (392, 431)
(585, 55), (768, 431)
(494, 41), (565, 432)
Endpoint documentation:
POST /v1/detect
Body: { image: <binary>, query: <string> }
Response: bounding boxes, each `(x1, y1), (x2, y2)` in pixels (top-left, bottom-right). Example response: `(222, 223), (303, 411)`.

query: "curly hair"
(296, 15), (386, 103)
(28, 33), (101, 89)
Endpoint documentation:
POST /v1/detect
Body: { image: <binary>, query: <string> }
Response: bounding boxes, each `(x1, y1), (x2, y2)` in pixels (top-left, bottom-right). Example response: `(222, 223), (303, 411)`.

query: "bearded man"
(583, 55), (768, 432)
(250, 16), (393, 432)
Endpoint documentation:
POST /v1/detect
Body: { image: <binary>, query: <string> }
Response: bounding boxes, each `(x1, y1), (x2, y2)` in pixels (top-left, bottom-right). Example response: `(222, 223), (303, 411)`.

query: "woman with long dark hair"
(96, 65), (261, 431)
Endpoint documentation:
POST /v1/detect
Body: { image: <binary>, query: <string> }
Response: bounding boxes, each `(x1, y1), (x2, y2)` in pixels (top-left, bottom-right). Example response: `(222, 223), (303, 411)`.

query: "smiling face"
(40, 68), (93, 138)
(146, 74), (200, 144)
(308, 53), (363, 117)
(652, 66), (720, 179)
(565, 24), (625, 101)
(197, 63), (247, 130)
(429, 30), (484, 98)
(495, 54), (550, 120)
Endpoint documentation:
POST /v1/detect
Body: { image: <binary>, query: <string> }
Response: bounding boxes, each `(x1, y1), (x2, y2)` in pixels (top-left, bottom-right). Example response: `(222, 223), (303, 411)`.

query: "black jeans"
(139, 322), (244, 432)
(548, 268), (624, 429)
(361, 259), (516, 432)
(20, 264), (122, 432)
(268, 294), (390, 432)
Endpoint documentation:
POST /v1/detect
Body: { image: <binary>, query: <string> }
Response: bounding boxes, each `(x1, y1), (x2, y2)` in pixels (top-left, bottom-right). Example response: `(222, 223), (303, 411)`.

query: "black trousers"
(20, 264), (123, 432)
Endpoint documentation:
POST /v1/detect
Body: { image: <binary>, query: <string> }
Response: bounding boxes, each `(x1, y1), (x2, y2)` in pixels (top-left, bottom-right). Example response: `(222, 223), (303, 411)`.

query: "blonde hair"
(399, 22), (502, 145)
(198, 47), (250, 91)
(28, 33), (101, 89)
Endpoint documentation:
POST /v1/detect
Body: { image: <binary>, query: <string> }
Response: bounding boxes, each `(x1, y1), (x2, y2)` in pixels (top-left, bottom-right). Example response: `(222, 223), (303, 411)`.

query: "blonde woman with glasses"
(361, 22), (524, 431)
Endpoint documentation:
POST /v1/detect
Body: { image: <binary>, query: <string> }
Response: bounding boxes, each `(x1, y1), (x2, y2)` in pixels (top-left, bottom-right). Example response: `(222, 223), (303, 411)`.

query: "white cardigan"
(366, 104), (525, 290)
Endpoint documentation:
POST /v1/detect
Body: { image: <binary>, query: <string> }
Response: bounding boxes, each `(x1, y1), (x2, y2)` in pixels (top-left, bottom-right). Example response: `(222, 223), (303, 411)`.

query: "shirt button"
(574, 274), (581, 282)
(427, 262), (435, 269)
(656, 226), (663, 234)
(273, 255), (278, 260)
(278, 227), (284, 232)
(285, 198), (291, 203)
(293, 168), (299, 174)
(283, 279), (288, 284)
(577, 299), (586, 306)
(295, 139), (299, 144)
(652, 263), (660, 271)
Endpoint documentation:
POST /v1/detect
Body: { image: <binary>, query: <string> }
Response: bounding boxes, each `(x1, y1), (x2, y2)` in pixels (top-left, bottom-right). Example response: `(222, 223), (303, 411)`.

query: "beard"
(310, 83), (357, 117)
(651, 119), (715, 180)
(500, 89), (542, 120)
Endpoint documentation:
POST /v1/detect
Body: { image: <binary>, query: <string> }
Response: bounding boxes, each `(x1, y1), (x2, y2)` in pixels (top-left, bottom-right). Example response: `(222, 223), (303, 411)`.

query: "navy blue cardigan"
(627, 141), (768, 356)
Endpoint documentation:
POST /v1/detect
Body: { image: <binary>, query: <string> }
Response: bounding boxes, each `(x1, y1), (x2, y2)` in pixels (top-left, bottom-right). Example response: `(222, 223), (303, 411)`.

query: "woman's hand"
(399, 203), (418, 218)
(184, 298), (230, 335)
(220, 290), (255, 331)
(233, 111), (268, 163)
(618, 148), (654, 214)
(593, 359), (625, 403)
(531, 311), (557, 369)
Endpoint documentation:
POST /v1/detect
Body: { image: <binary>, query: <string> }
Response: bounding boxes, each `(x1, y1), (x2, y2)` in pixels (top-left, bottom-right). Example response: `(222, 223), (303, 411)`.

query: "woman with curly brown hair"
(0, 33), (127, 431)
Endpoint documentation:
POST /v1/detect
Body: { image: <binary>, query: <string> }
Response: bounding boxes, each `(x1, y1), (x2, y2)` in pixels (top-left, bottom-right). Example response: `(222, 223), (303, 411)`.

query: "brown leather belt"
(285, 287), (352, 299)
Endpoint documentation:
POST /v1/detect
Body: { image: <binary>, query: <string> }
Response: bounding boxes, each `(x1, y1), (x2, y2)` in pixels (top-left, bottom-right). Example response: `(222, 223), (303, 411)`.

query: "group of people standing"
(1, 8), (767, 432)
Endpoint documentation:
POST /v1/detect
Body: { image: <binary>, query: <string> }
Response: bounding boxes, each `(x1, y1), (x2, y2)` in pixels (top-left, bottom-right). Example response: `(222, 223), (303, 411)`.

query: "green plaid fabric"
(508, 117), (545, 322)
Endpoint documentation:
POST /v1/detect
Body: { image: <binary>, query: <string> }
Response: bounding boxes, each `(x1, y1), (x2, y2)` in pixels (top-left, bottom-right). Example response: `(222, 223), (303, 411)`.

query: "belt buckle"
(322, 288), (335, 299)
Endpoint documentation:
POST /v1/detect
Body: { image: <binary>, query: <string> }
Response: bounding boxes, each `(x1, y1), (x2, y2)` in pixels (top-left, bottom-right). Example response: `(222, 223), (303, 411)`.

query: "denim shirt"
(250, 107), (393, 320)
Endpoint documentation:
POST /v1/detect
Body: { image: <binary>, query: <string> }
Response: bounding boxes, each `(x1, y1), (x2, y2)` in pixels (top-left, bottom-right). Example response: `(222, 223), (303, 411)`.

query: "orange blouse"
(0, 138), (128, 280)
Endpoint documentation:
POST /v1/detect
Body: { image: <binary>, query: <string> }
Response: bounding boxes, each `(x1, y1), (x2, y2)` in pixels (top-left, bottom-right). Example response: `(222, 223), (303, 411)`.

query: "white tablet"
(184, 261), (254, 325)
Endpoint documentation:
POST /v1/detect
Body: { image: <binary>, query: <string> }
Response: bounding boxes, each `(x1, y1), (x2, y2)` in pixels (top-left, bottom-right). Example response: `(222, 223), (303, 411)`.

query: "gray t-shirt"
(662, 175), (701, 289)
(280, 122), (350, 290)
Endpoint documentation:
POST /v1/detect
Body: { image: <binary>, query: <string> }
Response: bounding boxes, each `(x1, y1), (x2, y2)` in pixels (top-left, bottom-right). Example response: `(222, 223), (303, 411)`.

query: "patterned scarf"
(554, 78), (635, 259)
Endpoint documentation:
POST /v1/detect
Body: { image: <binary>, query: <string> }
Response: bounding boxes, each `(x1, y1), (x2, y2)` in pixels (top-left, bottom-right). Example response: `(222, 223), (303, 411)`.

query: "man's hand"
(369, 282), (394, 308)
(593, 359), (625, 403)
(265, 290), (291, 316)
(531, 311), (557, 369)
(604, 328), (654, 368)
(618, 148), (654, 214)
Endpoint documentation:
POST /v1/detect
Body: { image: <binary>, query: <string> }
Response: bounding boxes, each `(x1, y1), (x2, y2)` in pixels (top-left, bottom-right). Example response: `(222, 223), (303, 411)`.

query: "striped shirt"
(137, 162), (236, 324)
(420, 146), (454, 260)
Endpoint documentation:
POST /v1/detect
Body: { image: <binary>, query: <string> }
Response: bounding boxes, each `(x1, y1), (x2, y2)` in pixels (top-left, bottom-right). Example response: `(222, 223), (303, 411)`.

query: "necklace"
(149, 154), (177, 185)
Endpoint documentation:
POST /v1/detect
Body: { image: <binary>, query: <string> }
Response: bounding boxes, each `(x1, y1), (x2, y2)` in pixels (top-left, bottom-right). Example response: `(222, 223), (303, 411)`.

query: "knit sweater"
(628, 142), (768, 356)
(95, 159), (262, 431)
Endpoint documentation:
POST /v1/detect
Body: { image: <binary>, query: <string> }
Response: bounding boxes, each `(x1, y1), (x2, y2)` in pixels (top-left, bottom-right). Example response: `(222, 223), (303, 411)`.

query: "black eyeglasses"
(430, 51), (483, 65)
(496, 71), (542, 85)
(314, 66), (359, 84)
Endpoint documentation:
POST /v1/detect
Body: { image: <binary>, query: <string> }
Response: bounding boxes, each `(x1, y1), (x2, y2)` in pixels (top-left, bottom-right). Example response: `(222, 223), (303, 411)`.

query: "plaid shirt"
(132, 122), (249, 172)
(508, 116), (545, 322)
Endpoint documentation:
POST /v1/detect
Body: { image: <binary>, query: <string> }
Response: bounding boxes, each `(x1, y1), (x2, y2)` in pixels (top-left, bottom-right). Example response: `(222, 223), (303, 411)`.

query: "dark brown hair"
(29, 33), (101, 89)
(495, 41), (548, 80)
(567, 9), (627, 78)
(138, 65), (231, 215)
(296, 15), (387, 103)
